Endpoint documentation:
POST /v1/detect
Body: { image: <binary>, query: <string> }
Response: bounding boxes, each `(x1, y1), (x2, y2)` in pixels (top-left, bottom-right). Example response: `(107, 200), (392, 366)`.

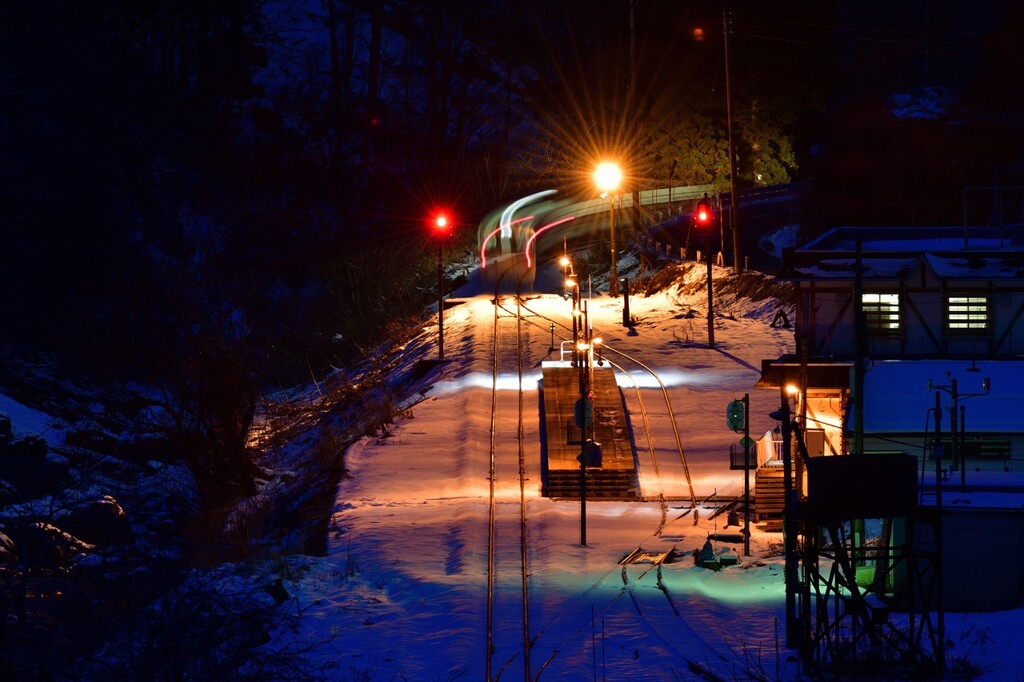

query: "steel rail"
(597, 342), (697, 509)
(515, 291), (532, 682)
(490, 287), (535, 681)
(486, 281), (499, 681)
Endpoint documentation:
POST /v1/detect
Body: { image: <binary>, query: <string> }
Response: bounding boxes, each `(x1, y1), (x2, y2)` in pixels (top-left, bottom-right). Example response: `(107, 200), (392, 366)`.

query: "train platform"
(539, 361), (639, 499)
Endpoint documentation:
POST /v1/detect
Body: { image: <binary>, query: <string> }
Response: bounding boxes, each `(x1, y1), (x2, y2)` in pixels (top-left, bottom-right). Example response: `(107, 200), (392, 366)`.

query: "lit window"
(861, 293), (901, 333)
(947, 295), (990, 333)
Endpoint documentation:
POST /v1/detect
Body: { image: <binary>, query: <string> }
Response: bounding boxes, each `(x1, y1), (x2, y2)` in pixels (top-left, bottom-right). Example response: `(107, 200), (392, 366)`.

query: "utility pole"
(928, 374), (991, 492)
(694, 195), (716, 348)
(723, 6), (742, 273)
(706, 249), (715, 349)
(431, 212), (451, 359)
(933, 391), (946, 672)
(742, 393), (751, 556)
(629, 0), (641, 238)
(780, 391), (799, 648)
(578, 299), (591, 546)
(437, 238), (444, 359)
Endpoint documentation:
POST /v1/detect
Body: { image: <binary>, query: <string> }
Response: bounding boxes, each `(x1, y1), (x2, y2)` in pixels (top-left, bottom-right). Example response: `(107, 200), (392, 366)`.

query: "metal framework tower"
(798, 454), (944, 677)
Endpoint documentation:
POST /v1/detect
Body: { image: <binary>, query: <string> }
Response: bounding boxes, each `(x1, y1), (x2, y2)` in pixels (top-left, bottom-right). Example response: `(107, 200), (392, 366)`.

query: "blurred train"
(477, 189), (617, 291)
(478, 212), (538, 289)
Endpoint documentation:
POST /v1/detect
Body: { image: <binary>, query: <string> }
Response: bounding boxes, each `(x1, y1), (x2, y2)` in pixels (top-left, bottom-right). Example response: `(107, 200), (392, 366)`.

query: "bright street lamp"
(593, 161), (623, 297)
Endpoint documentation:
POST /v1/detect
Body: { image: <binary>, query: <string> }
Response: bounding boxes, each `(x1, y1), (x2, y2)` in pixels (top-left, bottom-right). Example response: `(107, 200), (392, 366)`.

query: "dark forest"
(1, 0), (1022, 517)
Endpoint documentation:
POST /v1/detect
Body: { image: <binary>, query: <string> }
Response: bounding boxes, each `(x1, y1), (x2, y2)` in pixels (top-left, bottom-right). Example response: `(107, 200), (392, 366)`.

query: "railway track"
(480, 285), (722, 679)
(486, 283), (534, 681)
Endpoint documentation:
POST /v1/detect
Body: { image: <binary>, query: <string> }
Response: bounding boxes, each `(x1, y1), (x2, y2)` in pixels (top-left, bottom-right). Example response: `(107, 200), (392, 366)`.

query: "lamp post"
(727, 395), (752, 557)
(432, 212), (451, 359)
(693, 194), (716, 349)
(769, 393), (799, 648)
(560, 254), (573, 300)
(567, 276), (579, 366)
(594, 161), (623, 297)
(578, 326), (589, 547)
(741, 393), (751, 557)
(619, 277), (630, 327)
(569, 288), (591, 545)
(575, 311), (601, 547)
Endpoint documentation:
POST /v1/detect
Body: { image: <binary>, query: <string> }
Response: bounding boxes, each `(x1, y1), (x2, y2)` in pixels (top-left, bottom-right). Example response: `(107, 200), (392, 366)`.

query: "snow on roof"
(793, 253), (1024, 281)
(792, 256), (919, 280)
(924, 253), (1024, 279)
(785, 226), (1024, 281)
(797, 225), (1021, 253)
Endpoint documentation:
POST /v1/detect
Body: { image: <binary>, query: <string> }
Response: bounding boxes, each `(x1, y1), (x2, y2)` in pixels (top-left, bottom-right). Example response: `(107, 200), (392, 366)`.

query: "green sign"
(738, 436), (757, 449)
(574, 398), (593, 428)
(726, 399), (745, 433)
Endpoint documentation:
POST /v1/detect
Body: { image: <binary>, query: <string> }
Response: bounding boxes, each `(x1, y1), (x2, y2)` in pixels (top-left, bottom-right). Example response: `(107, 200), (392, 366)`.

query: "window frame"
(945, 293), (991, 335)
(860, 292), (902, 335)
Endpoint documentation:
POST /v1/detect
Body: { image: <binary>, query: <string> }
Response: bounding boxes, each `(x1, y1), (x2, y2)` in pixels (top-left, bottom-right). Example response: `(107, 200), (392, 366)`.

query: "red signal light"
(432, 213), (451, 233)
(693, 196), (713, 228)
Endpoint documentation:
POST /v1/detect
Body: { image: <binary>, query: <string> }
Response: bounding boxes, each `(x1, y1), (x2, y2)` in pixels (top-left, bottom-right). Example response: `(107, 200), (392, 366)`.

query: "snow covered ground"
(2, 250), (1022, 678)
(266, 255), (1024, 681)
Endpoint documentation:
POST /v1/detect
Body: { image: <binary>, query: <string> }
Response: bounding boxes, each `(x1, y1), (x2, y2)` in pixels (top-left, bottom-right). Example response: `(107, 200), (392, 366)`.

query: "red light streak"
(524, 216), (576, 267)
(479, 216), (533, 268)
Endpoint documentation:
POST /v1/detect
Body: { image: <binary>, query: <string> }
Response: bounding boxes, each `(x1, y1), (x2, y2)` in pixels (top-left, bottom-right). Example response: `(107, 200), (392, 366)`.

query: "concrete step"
(544, 468), (639, 500)
(754, 466), (796, 520)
